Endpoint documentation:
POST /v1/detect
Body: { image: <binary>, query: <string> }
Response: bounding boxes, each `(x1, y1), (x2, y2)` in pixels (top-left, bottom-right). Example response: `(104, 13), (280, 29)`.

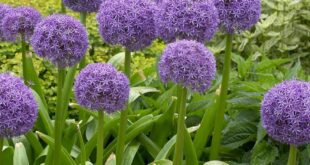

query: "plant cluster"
(0, 0), (309, 165)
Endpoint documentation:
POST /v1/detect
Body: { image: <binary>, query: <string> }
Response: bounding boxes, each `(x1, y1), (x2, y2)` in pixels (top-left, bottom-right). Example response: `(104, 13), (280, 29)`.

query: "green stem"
(60, 0), (66, 13)
(124, 49), (131, 77)
(210, 34), (233, 160)
(287, 145), (298, 165)
(53, 68), (66, 165)
(21, 35), (29, 83)
(0, 138), (3, 163)
(78, 11), (87, 70)
(21, 35), (48, 108)
(96, 111), (104, 165)
(60, 65), (78, 123)
(116, 49), (131, 165)
(173, 86), (187, 165)
(76, 124), (86, 165)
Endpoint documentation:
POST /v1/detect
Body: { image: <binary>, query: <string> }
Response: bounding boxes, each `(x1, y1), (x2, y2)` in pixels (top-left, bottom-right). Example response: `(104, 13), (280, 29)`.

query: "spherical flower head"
(159, 40), (216, 93)
(97, 0), (157, 51)
(155, 0), (219, 43)
(63, 0), (103, 12)
(74, 63), (130, 113)
(31, 14), (89, 68)
(1, 6), (41, 42)
(214, 0), (261, 34)
(261, 80), (310, 146)
(0, 4), (13, 41)
(0, 73), (38, 138)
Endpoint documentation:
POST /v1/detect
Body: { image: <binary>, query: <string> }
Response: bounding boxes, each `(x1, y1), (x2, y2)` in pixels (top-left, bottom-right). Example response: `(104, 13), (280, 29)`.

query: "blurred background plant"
(0, 0), (309, 164)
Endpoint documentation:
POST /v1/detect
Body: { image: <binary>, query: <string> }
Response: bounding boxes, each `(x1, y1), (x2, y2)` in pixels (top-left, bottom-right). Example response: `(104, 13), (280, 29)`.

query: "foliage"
(0, 0), (309, 165)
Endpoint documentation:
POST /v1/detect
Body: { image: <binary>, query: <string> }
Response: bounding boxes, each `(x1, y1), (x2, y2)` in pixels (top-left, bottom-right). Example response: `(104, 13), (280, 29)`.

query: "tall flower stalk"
(96, 111), (104, 165)
(54, 68), (66, 165)
(158, 40), (216, 164)
(60, 0), (66, 13)
(1, 6), (45, 105)
(97, 1), (156, 163)
(31, 14), (88, 165)
(79, 11), (87, 69)
(261, 80), (310, 165)
(116, 49), (131, 165)
(210, 0), (261, 159)
(74, 63), (130, 165)
(210, 34), (233, 160)
(288, 145), (297, 165)
(173, 86), (187, 165)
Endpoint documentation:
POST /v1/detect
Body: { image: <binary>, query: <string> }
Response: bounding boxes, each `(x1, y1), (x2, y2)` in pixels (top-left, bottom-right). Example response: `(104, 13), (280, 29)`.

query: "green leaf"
(285, 60), (301, 80)
(222, 121), (257, 149)
(129, 87), (160, 103)
(108, 52), (126, 68)
(32, 90), (53, 136)
(105, 154), (116, 165)
(122, 141), (140, 165)
(149, 159), (173, 165)
(2, 146), (14, 165)
(155, 126), (199, 160)
(256, 58), (290, 71)
(260, 12), (277, 29)
(36, 131), (76, 165)
(203, 160), (229, 165)
(251, 141), (279, 165)
(13, 143), (29, 165)
(102, 114), (161, 161)
(255, 122), (267, 146)
(184, 127), (198, 165)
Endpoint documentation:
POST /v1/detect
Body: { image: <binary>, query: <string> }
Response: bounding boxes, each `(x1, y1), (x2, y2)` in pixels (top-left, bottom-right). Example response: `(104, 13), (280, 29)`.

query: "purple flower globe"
(261, 80), (310, 146)
(155, 0), (219, 43)
(0, 4), (12, 41)
(31, 14), (88, 68)
(1, 6), (41, 42)
(63, 0), (103, 12)
(74, 63), (130, 113)
(214, 0), (261, 34)
(159, 40), (216, 93)
(97, 0), (157, 51)
(0, 73), (38, 137)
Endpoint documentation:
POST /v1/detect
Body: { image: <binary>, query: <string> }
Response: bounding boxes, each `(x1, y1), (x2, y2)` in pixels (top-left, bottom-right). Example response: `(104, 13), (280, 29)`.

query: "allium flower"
(1, 6), (41, 42)
(155, 0), (219, 43)
(154, 0), (162, 4)
(63, 0), (103, 12)
(0, 4), (12, 41)
(74, 63), (130, 113)
(31, 14), (88, 68)
(261, 80), (310, 146)
(0, 73), (38, 137)
(159, 40), (216, 93)
(214, 0), (261, 34)
(97, 0), (157, 51)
